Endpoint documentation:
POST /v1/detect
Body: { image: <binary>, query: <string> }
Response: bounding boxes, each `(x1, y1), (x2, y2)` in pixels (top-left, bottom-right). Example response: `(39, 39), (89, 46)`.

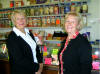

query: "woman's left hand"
(39, 63), (43, 72)
(35, 63), (43, 74)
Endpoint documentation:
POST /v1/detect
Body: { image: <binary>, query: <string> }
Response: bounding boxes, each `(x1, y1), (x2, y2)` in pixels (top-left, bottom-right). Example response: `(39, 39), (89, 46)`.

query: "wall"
(80, 0), (100, 41)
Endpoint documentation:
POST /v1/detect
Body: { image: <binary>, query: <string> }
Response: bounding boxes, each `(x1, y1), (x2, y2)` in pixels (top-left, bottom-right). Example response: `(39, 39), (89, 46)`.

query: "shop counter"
(42, 64), (59, 74)
(0, 58), (99, 74)
(0, 58), (10, 74)
(0, 58), (59, 74)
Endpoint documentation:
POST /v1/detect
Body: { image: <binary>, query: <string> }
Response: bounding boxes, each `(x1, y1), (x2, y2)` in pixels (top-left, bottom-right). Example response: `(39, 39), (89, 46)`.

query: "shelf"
(0, 38), (6, 41)
(0, 18), (10, 20)
(0, 27), (62, 30)
(0, 1), (88, 11)
(28, 14), (65, 18)
(27, 13), (91, 18)
(44, 40), (61, 44)
(0, 13), (90, 20)
(92, 45), (100, 48)
(0, 28), (12, 30)
(43, 64), (59, 71)
(0, 7), (14, 11)
(27, 27), (62, 29)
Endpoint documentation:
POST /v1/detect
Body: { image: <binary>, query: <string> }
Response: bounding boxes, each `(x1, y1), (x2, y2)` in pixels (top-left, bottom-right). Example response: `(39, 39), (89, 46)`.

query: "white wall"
(86, 0), (100, 41)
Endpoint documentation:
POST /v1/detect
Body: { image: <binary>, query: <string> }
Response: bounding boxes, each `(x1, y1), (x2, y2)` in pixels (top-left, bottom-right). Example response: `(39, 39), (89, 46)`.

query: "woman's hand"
(35, 63), (43, 74)
(39, 63), (43, 72)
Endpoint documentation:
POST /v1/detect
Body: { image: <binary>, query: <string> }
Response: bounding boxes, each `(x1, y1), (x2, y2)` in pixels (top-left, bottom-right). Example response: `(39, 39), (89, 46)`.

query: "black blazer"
(58, 34), (92, 74)
(6, 31), (43, 74)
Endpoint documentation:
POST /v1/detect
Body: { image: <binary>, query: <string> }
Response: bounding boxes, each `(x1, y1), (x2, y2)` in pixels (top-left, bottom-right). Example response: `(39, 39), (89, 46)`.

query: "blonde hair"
(65, 12), (84, 31)
(11, 10), (27, 25)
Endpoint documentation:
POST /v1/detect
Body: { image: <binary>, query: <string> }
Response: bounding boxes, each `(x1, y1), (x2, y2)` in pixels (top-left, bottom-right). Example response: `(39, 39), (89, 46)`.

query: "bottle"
(54, 5), (59, 15)
(49, 5), (54, 15)
(60, 4), (64, 14)
(33, 18), (38, 27)
(76, 2), (81, 13)
(82, 2), (88, 13)
(0, 3), (2, 8)
(70, 2), (76, 12)
(46, 17), (51, 26)
(56, 17), (61, 27)
(10, 1), (14, 8)
(42, 17), (46, 27)
(51, 16), (55, 26)
(61, 16), (65, 27)
(30, 8), (34, 16)
(82, 14), (87, 26)
(40, 7), (43, 15)
(64, 3), (70, 14)
(44, 6), (49, 15)
(60, 0), (64, 2)
(37, 17), (41, 27)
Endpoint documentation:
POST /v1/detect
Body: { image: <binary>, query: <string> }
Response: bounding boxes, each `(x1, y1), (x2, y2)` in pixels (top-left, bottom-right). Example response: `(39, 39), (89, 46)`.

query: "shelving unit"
(0, 0), (89, 28)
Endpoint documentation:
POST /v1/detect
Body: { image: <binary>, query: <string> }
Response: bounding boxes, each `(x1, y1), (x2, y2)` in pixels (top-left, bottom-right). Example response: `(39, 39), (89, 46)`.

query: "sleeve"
(6, 38), (39, 72)
(58, 40), (65, 61)
(36, 45), (43, 63)
(29, 31), (43, 63)
(79, 40), (92, 74)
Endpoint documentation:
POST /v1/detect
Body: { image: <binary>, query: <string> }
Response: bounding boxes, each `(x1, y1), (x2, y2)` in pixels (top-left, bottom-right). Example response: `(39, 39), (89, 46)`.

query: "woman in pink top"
(58, 12), (92, 74)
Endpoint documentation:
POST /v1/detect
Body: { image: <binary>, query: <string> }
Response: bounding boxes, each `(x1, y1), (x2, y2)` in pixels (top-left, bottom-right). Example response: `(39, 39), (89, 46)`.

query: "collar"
(66, 31), (79, 41)
(72, 31), (79, 39)
(13, 26), (30, 36)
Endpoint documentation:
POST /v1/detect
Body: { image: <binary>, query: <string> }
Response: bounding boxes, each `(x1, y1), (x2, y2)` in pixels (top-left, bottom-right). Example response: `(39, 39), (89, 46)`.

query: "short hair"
(11, 10), (27, 25)
(65, 12), (85, 31)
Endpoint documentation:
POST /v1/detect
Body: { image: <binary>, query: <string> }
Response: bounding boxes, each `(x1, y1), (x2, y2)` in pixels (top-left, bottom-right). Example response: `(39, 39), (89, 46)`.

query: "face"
(65, 15), (79, 34)
(14, 13), (27, 30)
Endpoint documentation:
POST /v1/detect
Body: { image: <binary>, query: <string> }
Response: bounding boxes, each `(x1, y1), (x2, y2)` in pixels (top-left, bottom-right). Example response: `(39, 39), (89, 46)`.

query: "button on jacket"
(6, 31), (43, 74)
(58, 34), (92, 74)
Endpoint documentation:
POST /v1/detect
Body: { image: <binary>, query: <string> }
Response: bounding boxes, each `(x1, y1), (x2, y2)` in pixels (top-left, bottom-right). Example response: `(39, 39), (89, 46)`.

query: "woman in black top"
(58, 12), (92, 74)
(6, 11), (43, 74)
